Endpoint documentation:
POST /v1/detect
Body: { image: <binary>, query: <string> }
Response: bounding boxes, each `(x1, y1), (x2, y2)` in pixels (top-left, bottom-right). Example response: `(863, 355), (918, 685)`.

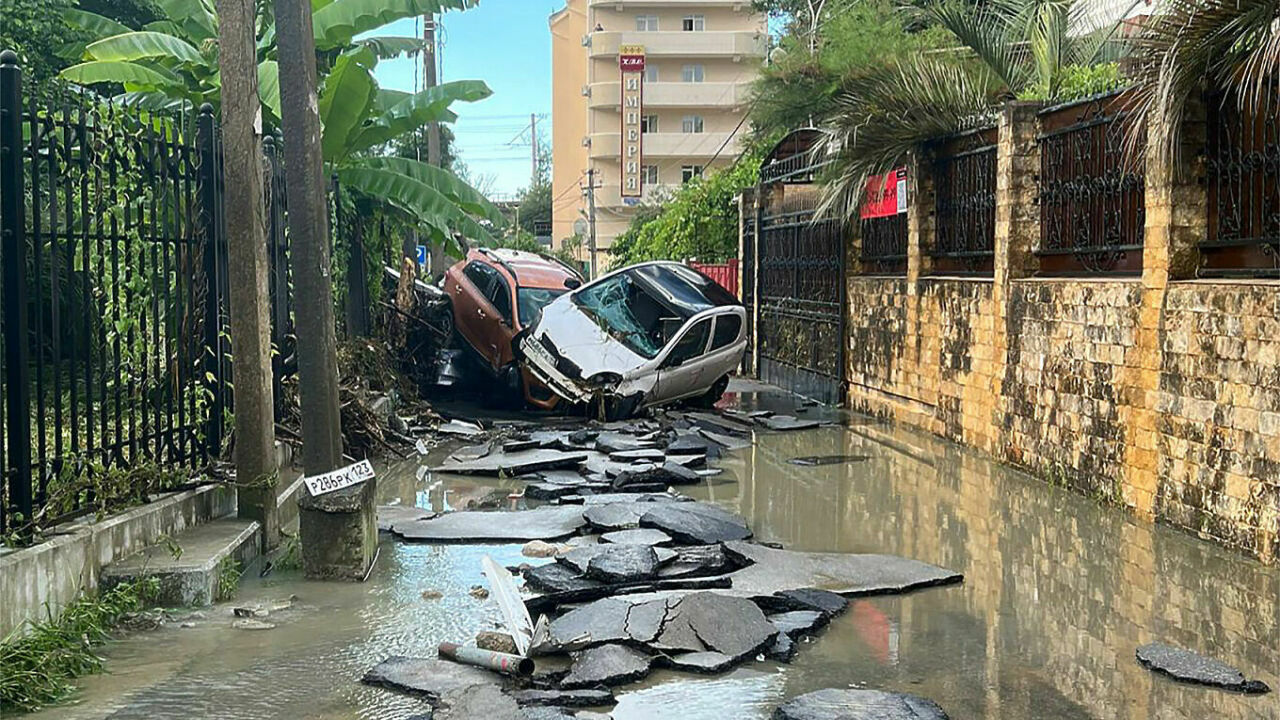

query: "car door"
(484, 271), (517, 370)
(452, 261), (496, 362)
(654, 317), (713, 403)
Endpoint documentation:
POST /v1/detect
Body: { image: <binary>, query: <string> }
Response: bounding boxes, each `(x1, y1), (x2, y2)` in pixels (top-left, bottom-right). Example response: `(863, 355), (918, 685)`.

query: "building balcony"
(588, 131), (741, 159)
(587, 81), (751, 110)
(588, 31), (766, 59)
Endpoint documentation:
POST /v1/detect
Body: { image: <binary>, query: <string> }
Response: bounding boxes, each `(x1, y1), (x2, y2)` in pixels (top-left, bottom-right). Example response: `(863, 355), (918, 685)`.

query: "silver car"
(519, 262), (746, 418)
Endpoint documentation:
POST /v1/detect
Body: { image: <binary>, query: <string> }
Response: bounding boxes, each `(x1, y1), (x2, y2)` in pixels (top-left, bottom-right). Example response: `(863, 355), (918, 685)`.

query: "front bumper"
(519, 336), (594, 404)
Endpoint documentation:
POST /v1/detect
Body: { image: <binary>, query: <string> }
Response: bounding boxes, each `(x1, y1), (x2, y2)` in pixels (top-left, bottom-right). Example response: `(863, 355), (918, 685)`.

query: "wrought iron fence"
(932, 128), (997, 274)
(1036, 92), (1145, 274)
(860, 214), (908, 274)
(0, 55), (296, 541)
(1203, 91), (1280, 277)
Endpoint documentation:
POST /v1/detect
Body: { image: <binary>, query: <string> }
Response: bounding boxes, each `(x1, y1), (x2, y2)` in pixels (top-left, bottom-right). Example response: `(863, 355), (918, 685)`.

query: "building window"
(645, 64), (659, 82)
(635, 15), (658, 31)
(681, 64), (704, 83)
(682, 15), (705, 31)
(682, 165), (704, 183)
(641, 114), (659, 133)
(681, 115), (704, 133)
(642, 165), (659, 185)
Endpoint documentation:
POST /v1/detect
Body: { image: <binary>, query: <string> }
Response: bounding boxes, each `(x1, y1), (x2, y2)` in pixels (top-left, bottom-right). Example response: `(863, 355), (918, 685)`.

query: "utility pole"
(276, 0), (375, 582)
(424, 14), (448, 280)
(217, 0), (279, 549)
(585, 168), (598, 279)
(530, 112), (538, 184)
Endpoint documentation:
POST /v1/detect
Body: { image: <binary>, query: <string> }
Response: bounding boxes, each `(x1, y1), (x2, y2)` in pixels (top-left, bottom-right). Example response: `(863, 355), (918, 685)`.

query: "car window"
(573, 273), (666, 359)
(662, 319), (711, 369)
(488, 273), (513, 324)
(710, 314), (741, 351)
(517, 287), (566, 327)
(462, 261), (494, 296)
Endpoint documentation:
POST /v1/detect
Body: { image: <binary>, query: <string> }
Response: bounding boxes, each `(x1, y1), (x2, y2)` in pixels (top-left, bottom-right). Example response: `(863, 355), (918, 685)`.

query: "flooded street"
(28, 386), (1280, 719)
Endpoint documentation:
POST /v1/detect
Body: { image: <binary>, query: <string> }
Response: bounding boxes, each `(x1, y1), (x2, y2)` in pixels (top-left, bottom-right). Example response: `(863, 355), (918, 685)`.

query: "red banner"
(860, 167), (907, 219)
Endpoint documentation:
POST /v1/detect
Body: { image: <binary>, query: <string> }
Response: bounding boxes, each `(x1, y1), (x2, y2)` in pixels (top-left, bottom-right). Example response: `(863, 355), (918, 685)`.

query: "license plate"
(525, 337), (554, 368)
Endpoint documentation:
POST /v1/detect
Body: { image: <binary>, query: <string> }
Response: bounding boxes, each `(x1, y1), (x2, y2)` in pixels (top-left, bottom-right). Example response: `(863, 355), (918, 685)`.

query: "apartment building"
(549, 0), (767, 272)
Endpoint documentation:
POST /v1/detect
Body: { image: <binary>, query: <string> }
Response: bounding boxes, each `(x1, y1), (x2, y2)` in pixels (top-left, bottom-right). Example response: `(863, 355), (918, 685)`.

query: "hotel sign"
(619, 44), (645, 198)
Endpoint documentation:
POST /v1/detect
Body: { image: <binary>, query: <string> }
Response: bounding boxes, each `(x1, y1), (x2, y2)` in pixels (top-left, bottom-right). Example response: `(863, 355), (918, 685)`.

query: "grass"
(0, 577), (160, 713)
(216, 557), (241, 602)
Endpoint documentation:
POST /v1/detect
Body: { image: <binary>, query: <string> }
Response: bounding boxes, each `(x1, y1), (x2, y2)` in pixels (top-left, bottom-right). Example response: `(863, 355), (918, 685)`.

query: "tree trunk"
(217, 0), (279, 549)
(274, 0), (344, 475)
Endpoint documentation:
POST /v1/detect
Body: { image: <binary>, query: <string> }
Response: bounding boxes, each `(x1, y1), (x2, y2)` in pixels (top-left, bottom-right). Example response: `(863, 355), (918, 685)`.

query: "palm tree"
(817, 0), (1137, 217)
(1124, 0), (1280, 165)
(60, 0), (504, 246)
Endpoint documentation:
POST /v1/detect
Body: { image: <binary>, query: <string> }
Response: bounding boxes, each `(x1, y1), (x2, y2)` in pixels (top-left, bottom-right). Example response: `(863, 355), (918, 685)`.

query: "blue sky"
(372, 0), (564, 198)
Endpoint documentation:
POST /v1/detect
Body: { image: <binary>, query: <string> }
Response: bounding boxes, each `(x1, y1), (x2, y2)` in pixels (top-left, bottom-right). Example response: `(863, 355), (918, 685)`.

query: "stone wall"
(811, 97), (1280, 562)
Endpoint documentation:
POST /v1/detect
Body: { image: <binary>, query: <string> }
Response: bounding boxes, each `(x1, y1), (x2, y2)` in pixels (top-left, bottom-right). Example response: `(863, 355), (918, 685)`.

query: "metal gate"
(755, 199), (847, 404)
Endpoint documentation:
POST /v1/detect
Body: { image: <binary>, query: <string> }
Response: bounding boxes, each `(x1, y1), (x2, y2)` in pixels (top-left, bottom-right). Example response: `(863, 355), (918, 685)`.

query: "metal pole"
(586, 168), (597, 279)
(530, 112), (538, 184)
(196, 103), (224, 460)
(0, 50), (33, 536)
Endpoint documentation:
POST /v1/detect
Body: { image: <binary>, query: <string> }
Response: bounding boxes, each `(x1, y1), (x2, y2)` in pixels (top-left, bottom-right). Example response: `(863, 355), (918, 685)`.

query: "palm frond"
(817, 58), (1002, 219)
(1125, 0), (1280, 165)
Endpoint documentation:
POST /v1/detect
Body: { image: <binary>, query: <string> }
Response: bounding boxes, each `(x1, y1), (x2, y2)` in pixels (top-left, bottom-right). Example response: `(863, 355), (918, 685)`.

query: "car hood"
(533, 295), (647, 377)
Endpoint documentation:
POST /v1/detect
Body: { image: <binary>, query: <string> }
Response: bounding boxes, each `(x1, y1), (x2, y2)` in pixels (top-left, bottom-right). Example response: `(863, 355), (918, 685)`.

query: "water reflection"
(24, 395), (1280, 720)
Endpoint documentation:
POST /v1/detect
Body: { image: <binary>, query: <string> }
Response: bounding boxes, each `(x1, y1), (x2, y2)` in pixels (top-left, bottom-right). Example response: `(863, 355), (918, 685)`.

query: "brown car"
(443, 248), (583, 408)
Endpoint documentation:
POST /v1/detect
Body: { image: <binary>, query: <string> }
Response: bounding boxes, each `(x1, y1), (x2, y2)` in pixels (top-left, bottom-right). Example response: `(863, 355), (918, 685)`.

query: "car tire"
(690, 375), (730, 409)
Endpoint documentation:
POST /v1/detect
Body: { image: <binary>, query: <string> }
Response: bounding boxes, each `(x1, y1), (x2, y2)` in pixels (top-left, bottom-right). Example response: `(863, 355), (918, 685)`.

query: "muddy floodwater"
(27, 386), (1280, 719)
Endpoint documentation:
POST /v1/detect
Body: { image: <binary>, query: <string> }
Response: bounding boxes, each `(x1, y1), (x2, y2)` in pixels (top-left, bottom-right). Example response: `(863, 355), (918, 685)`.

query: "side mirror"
(565, 278), (582, 290)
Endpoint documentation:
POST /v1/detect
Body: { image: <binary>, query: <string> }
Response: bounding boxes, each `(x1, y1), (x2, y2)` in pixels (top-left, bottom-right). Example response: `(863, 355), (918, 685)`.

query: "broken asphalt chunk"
(765, 633), (797, 663)
(665, 651), (736, 674)
(723, 541), (962, 597)
(594, 432), (661, 454)
(639, 502), (752, 545)
(433, 449), (589, 477)
(391, 506), (587, 543)
(509, 688), (615, 708)
(599, 528), (672, 546)
(1136, 643), (1270, 694)
(582, 503), (645, 532)
(561, 644), (653, 689)
(361, 656), (502, 702)
(613, 462), (702, 490)
(377, 504), (436, 533)
(760, 588), (850, 618)
(759, 415), (821, 432)
(585, 545), (661, 583)
(768, 610), (827, 639)
(772, 689), (949, 720)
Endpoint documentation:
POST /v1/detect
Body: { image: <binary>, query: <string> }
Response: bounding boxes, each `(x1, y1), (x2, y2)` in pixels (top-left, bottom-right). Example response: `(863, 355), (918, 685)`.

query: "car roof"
(469, 248), (581, 291)
(574, 261), (741, 316)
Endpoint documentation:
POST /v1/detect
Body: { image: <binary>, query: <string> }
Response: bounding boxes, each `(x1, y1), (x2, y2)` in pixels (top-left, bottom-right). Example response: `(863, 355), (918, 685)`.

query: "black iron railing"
(0, 54), (299, 541)
(860, 214), (908, 274)
(932, 128), (997, 274)
(1036, 92), (1145, 275)
(1203, 92), (1280, 277)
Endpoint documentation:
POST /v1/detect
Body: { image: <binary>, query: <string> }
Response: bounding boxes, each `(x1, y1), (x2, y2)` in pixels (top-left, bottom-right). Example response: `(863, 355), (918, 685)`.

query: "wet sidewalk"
(27, 382), (1280, 719)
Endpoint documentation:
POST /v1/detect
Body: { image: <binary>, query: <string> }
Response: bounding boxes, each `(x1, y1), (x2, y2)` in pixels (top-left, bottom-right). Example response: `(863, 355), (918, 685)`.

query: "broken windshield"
(517, 288), (565, 328)
(572, 273), (669, 359)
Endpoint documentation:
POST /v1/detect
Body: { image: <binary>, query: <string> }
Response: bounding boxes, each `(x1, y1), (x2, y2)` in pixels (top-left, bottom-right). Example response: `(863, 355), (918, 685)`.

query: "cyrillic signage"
(619, 44), (645, 198)
(861, 168), (908, 219)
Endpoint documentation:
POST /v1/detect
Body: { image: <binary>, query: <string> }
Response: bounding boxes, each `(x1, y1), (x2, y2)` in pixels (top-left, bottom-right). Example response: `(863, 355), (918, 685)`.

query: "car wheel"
(690, 375), (730, 409)
(482, 365), (525, 410)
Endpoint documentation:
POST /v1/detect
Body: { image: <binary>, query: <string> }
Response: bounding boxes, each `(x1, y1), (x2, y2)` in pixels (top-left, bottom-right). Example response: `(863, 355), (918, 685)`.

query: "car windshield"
(571, 264), (734, 360)
(517, 287), (566, 327)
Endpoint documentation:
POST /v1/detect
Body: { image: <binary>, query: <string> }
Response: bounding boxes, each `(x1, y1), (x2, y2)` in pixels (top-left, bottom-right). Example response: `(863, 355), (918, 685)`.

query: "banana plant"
(60, 0), (501, 245)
